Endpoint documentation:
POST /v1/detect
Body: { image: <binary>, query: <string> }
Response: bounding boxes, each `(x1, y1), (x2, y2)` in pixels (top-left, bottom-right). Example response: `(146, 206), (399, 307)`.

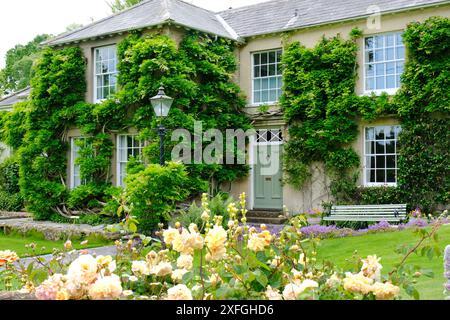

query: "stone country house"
(0, 0), (449, 214)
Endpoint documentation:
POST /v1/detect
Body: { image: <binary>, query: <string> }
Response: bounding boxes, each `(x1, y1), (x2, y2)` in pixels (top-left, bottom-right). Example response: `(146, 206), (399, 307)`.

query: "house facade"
(2, 0), (450, 213)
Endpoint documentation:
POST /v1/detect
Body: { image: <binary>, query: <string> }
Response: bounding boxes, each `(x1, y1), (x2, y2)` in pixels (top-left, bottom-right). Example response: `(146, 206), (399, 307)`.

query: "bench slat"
(325, 204), (407, 222)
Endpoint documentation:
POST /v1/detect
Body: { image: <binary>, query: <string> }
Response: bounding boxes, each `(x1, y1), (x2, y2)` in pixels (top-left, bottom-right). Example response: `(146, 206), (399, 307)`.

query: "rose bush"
(1, 193), (446, 300)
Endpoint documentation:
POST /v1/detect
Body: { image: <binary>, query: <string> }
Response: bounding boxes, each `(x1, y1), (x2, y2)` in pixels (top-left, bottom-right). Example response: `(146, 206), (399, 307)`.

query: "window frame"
(116, 134), (145, 187)
(363, 125), (401, 187)
(363, 31), (405, 96)
(251, 48), (283, 106)
(93, 44), (118, 103)
(70, 137), (87, 189)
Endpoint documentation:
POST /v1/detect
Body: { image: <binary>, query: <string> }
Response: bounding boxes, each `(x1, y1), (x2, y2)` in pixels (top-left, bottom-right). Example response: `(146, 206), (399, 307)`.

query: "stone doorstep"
(0, 218), (120, 241)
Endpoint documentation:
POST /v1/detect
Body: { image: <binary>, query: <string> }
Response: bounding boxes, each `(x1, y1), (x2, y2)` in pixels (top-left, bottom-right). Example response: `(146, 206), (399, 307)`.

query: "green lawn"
(315, 224), (450, 300)
(0, 232), (111, 257)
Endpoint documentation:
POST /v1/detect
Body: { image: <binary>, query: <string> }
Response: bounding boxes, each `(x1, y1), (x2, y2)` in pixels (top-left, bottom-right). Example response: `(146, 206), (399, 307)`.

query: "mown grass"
(0, 230), (111, 257)
(315, 224), (450, 300)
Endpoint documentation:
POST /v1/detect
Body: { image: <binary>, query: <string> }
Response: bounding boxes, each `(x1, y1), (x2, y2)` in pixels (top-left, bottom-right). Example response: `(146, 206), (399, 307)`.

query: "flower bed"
(0, 194), (447, 301)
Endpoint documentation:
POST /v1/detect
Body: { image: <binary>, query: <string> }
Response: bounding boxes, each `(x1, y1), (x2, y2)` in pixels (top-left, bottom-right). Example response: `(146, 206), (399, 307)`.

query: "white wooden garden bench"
(323, 204), (407, 223)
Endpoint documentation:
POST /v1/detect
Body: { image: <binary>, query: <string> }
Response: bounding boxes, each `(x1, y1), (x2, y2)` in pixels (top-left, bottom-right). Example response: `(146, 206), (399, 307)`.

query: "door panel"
(254, 144), (283, 210)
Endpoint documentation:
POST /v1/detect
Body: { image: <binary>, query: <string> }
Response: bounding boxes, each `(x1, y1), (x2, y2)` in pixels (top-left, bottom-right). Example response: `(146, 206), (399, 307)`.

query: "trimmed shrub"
(124, 162), (191, 232)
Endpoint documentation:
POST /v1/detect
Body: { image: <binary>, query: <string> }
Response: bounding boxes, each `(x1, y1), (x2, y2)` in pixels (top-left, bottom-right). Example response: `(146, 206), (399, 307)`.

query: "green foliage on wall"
(0, 30), (251, 223)
(116, 31), (252, 190)
(281, 30), (381, 190)
(282, 18), (450, 211)
(9, 47), (87, 220)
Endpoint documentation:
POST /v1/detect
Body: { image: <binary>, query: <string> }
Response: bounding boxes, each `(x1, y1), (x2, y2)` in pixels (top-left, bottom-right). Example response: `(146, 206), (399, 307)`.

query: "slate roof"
(0, 87), (30, 110)
(220, 0), (450, 38)
(44, 0), (450, 46)
(44, 0), (238, 46)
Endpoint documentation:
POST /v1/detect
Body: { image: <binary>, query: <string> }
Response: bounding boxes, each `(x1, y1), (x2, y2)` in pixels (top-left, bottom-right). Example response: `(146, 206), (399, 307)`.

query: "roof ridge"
(218, 0), (277, 14)
(42, 0), (155, 45)
(173, 0), (218, 14)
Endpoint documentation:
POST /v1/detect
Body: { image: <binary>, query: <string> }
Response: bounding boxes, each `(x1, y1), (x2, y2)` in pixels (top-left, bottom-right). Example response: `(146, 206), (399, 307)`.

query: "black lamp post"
(150, 85), (174, 166)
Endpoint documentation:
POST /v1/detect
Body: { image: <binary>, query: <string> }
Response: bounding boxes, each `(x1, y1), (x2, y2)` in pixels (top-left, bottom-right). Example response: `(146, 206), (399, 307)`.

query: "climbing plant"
(394, 17), (450, 211)
(0, 30), (251, 222)
(281, 17), (450, 212)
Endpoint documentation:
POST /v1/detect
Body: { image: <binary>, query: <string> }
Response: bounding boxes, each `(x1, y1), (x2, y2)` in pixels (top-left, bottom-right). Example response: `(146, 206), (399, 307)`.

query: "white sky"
(0, 0), (269, 68)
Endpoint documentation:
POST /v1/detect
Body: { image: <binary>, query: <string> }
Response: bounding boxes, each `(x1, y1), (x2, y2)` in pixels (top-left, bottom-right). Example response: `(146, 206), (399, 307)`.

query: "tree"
(108, 0), (143, 13)
(0, 34), (50, 96)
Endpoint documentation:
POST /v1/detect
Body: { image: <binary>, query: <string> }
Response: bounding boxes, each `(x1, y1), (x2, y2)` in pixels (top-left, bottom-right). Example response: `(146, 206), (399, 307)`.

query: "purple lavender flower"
(406, 218), (429, 228)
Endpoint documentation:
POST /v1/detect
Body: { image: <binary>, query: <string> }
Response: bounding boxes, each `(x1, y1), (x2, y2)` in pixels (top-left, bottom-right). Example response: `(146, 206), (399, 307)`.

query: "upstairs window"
(364, 125), (402, 186)
(117, 135), (144, 187)
(364, 32), (405, 93)
(252, 49), (283, 105)
(94, 45), (118, 102)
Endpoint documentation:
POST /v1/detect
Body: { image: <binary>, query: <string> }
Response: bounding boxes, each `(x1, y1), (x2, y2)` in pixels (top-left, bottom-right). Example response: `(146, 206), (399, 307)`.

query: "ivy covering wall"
(281, 17), (450, 212)
(0, 30), (251, 221)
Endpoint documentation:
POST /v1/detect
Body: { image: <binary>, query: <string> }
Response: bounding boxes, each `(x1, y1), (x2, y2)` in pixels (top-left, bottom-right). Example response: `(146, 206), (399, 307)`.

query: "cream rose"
(167, 284), (193, 300)
(88, 275), (123, 300)
(177, 254), (193, 270)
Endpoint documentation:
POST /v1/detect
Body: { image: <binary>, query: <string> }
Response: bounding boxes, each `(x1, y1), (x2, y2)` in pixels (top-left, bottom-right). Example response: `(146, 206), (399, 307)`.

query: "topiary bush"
(124, 162), (191, 232)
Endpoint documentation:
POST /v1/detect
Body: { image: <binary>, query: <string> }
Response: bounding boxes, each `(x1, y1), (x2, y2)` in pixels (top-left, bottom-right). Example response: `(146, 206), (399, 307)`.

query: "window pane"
(365, 37), (374, 49)
(386, 155), (396, 169)
(368, 170), (376, 183)
(386, 62), (395, 75)
(269, 77), (277, 89)
(386, 170), (396, 183)
(366, 141), (375, 154)
(385, 140), (395, 154)
(375, 64), (384, 76)
(366, 128), (375, 140)
(276, 50), (282, 63)
(385, 47), (394, 60)
(261, 78), (269, 90)
(396, 46), (405, 60)
(367, 51), (374, 63)
(366, 78), (374, 90)
(366, 64), (374, 77)
(366, 156), (375, 169)
(376, 77), (384, 90)
(261, 53), (268, 64)
(269, 51), (276, 63)
(375, 36), (384, 48)
(386, 34), (395, 47)
(386, 76), (396, 89)
(376, 156), (385, 168)
(269, 64), (276, 76)
(261, 65), (267, 77)
(376, 141), (385, 154)
(254, 66), (260, 77)
(376, 170), (386, 183)
(375, 49), (384, 62)
(261, 91), (268, 102)
(269, 90), (277, 102)
(386, 127), (396, 139)
(375, 127), (385, 140)
(254, 79), (261, 90)
(254, 54), (260, 66)
(254, 91), (261, 103)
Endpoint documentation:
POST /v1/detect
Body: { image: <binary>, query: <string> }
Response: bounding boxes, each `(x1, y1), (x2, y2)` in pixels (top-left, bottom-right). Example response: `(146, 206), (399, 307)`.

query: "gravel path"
(14, 245), (117, 269)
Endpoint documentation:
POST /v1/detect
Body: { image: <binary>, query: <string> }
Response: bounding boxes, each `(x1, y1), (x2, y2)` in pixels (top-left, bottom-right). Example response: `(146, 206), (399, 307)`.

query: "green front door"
(253, 144), (283, 210)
